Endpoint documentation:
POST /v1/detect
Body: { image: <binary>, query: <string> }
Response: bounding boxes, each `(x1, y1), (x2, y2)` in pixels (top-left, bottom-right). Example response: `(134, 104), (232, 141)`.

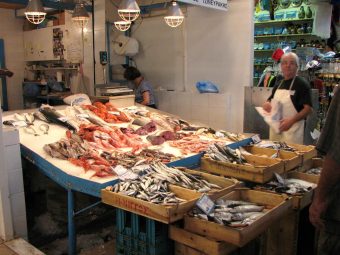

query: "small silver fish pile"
(306, 167), (322, 175)
(273, 142), (296, 152)
(106, 177), (186, 205)
(206, 144), (248, 165)
(257, 178), (316, 195)
(43, 133), (88, 160)
(190, 199), (265, 228)
(149, 162), (222, 193)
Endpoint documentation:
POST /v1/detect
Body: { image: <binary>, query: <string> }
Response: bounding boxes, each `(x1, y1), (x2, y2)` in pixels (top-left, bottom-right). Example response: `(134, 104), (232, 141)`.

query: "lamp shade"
(118, 0), (140, 22)
(114, 21), (131, 31)
(164, 1), (184, 28)
(25, 0), (46, 24)
(72, 2), (90, 28)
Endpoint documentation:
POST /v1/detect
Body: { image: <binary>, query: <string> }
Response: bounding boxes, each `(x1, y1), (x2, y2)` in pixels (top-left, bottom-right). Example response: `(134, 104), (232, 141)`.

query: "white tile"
(191, 105), (209, 124)
(176, 105), (191, 121)
(4, 144), (22, 171)
(10, 192), (26, 218)
(12, 215), (28, 239)
(208, 94), (229, 108)
(191, 93), (209, 107)
(8, 170), (24, 195)
(208, 107), (228, 123)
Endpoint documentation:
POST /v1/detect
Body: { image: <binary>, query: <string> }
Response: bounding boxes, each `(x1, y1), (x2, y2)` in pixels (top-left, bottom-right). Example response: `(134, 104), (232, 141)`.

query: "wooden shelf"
(255, 18), (313, 25)
(255, 33), (314, 38)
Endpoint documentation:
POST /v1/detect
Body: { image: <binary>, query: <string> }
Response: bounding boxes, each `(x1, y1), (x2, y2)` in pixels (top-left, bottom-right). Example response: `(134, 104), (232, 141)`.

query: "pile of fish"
(189, 199), (265, 228)
(169, 135), (214, 154)
(257, 142), (296, 152)
(206, 143), (248, 165)
(148, 163), (222, 192)
(106, 178), (186, 205)
(43, 132), (88, 160)
(256, 173), (316, 195)
(100, 149), (177, 168)
(106, 162), (222, 205)
(305, 167), (322, 175)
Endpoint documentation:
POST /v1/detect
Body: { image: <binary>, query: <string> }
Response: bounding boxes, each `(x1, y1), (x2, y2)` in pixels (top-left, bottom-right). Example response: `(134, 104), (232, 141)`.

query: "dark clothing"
(316, 89), (340, 165)
(147, 104), (157, 109)
(316, 89), (340, 252)
(267, 76), (312, 112)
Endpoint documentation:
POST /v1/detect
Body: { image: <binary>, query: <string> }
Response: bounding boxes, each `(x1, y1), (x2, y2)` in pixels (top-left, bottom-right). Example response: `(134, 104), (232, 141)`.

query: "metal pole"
(68, 189), (76, 255)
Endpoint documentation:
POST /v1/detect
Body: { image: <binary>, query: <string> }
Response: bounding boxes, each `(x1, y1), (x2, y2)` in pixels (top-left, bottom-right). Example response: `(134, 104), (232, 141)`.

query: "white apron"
(269, 77), (304, 144)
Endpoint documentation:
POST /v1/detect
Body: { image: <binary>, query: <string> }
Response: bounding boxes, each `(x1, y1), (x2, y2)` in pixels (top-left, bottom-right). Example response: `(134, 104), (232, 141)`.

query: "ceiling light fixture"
(164, 1), (184, 28)
(25, 0), (46, 25)
(118, 0), (140, 22)
(72, 0), (90, 28)
(114, 20), (132, 31)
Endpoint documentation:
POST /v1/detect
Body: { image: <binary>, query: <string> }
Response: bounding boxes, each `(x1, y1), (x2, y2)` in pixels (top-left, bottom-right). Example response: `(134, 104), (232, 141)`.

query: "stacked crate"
(116, 209), (171, 255)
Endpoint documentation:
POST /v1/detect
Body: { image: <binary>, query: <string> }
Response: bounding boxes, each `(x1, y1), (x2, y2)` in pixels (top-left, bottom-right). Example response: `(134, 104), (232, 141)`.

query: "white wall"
(122, 0), (253, 132)
(0, 9), (25, 110)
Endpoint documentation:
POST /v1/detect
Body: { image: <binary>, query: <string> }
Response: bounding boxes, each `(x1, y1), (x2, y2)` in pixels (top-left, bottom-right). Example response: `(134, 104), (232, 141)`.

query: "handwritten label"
(76, 113), (90, 119)
(114, 197), (150, 215)
(251, 134), (261, 144)
(113, 165), (138, 180)
(196, 194), (215, 215)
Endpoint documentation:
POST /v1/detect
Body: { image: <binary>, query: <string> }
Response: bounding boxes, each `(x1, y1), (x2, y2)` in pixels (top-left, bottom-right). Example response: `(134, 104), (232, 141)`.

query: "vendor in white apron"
(262, 52), (313, 144)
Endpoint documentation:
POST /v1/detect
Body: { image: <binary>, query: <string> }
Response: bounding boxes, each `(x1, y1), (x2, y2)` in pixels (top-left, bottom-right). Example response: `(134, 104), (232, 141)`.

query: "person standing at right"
(309, 88), (340, 255)
(262, 52), (313, 144)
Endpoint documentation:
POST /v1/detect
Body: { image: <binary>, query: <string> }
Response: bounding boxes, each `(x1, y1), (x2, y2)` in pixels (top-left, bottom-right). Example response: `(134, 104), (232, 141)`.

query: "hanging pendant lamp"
(72, 1), (90, 28)
(118, 0), (140, 22)
(164, 1), (184, 28)
(114, 21), (132, 32)
(25, 0), (46, 25)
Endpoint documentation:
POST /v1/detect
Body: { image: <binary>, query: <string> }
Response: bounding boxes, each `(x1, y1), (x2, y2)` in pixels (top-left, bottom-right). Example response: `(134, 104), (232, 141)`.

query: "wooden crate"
(255, 171), (317, 210)
(286, 171), (317, 209)
(295, 158), (323, 184)
(288, 143), (317, 163)
(175, 242), (206, 255)
(184, 189), (292, 247)
(101, 185), (201, 224)
(170, 225), (237, 255)
(176, 167), (241, 200)
(244, 146), (302, 172)
(200, 155), (284, 183)
(262, 210), (300, 255)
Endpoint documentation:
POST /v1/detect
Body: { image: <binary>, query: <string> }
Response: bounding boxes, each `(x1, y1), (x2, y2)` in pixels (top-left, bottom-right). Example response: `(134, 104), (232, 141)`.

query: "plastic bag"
(63, 94), (91, 106)
(196, 81), (219, 94)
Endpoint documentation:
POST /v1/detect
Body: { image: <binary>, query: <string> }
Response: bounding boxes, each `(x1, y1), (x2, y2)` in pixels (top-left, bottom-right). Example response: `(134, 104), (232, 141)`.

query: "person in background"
(123, 66), (157, 109)
(262, 52), (312, 144)
(257, 66), (277, 87)
(0, 68), (13, 77)
(309, 89), (340, 255)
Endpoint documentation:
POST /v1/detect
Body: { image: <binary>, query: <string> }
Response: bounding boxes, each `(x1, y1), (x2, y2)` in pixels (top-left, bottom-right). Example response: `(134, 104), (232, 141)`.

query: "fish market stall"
(2, 102), (252, 254)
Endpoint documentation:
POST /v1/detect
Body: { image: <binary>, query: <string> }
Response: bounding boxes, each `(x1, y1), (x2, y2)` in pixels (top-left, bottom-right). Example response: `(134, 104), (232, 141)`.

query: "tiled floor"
(0, 238), (44, 255)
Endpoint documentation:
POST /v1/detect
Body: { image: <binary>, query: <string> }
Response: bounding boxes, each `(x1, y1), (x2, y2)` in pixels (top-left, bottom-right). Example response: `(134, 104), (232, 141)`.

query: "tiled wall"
(155, 91), (232, 131)
(2, 128), (27, 239)
(0, 9), (25, 110)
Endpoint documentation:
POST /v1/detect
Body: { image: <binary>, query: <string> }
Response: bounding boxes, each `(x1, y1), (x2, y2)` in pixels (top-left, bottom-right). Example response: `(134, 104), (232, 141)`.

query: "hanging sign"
(178, 0), (228, 11)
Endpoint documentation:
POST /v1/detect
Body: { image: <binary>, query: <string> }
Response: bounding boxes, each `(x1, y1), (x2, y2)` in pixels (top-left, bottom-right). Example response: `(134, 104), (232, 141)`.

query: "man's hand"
(262, 101), (272, 113)
(309, 198), (328, 230)
(279, 117), (295, 132)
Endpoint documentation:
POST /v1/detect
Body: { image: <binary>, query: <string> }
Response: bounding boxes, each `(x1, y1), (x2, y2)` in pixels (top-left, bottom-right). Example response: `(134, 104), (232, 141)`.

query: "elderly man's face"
(281, 55), (298, 79)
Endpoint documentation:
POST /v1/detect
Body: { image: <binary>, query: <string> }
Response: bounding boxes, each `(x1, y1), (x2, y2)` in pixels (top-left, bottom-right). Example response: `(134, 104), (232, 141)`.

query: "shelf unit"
(253, 15), (320, 86)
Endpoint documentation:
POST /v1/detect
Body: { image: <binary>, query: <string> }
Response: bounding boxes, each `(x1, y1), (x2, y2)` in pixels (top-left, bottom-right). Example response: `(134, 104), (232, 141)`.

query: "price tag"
(196, 194), (215, 215)
(58, 117), (69, 122)
(113, 165), (138, 181)
(251, 134), (261, 144)
(76, 113), (90, 119)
